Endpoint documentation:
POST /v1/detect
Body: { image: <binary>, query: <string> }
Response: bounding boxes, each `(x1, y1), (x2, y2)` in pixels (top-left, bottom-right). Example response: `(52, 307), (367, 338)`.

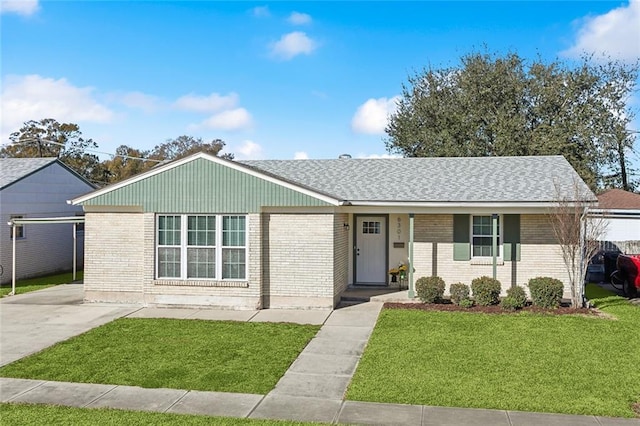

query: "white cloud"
(235, 140), (263, 160)
(270, 31), (317, 60)
(563, 0), (640, 61)
(174, 92), (239, 113)
(200, 108), (252, 131)
(0, 0), (39, 16)
(351, 96), (400, 135)
(288, 11), (312, 25)
(251, 6), (270, 18)
(1, 74), (114, 140)
(294, 151), (309, 159)
(114, 91), (161, 113)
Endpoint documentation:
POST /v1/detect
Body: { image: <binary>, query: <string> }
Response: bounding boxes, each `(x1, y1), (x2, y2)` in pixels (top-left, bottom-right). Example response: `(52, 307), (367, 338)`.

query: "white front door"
(355, 216), (387, 284)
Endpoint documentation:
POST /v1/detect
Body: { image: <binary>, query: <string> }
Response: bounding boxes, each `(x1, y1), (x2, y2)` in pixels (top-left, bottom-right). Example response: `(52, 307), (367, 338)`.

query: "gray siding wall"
(0, 162), (93, 283)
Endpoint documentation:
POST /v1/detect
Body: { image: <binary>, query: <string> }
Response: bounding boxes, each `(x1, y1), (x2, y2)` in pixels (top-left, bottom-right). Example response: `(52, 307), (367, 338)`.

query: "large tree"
(1, 118), (102, 183)
(386, 52), (639, 190)
(101, 136), (233, 184)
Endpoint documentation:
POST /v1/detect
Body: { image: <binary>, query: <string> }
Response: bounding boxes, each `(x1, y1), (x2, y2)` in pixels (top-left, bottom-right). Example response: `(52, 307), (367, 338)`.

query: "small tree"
(548, 179), (607, 307)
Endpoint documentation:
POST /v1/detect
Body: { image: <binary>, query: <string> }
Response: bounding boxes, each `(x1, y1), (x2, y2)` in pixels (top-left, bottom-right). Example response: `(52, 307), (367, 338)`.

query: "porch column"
(11, 223), (16, 296)
(408, 213), (415, 298)
(73, 222), (77, 281)
(492, 213), (498, 280)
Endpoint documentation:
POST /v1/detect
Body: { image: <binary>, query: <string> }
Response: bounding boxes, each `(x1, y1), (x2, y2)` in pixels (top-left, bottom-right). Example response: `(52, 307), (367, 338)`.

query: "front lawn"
(0, 271), (83, 297)
(1, 403), (319, 426)
(0, 318), (319, 394)
(346, 284), (640, 418)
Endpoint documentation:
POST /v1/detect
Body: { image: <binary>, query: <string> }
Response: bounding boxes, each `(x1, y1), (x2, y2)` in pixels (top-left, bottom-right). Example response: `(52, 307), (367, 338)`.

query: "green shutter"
(453, 214), (470, 261)
(503, 214), (521, 261)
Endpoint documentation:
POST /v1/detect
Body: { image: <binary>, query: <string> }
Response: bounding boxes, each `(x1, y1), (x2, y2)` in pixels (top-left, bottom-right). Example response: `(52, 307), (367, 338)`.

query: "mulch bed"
(383, 301), (597, 316)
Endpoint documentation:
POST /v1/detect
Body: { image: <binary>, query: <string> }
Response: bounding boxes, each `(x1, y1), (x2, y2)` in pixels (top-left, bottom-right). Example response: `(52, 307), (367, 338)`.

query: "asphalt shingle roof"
(0, 157), (58, 190)
(242, 155), (596, 203)
(597, 189), (640, 210)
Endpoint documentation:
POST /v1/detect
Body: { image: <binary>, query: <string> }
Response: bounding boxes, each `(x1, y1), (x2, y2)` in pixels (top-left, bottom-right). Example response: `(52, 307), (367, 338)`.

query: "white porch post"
(408, 213), (415, 298)
(73, 222), (77, 281)
(11, 223), (16, 296)
(492, 213), (498, 280)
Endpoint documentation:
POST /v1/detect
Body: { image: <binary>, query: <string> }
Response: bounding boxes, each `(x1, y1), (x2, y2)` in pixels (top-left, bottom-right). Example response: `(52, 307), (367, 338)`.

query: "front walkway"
(1, 284), (638, 425)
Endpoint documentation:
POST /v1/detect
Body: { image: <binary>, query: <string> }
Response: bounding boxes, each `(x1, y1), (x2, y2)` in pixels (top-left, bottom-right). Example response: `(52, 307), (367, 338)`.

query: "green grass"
(0, 271), (83, 297)
(0, 318), (319, 394)
(0, 403), (321, 426)
(347, 283), (640, 418)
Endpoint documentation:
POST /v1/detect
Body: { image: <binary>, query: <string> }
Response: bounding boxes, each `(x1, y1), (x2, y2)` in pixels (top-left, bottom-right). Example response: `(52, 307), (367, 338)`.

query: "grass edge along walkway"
(0, 271), (83, 297)
(0, 402), (323, 426)
(0, 318), (320, 395)
(346, 283), (640, 418)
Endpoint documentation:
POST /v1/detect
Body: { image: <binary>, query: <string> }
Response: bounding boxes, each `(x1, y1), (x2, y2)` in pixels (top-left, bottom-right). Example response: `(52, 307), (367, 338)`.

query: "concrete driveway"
(0, 284), (138, 367)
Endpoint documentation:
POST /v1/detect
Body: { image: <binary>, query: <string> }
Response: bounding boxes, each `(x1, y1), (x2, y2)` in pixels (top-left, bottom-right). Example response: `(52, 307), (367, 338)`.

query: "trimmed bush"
(416, 276), (446, 304)
(528, 277), (564, 308)
(459, 298), (474, 309)
(449, 282), (471, 306)
(471, 276), (502, 306)
(501, 286), (527, 311)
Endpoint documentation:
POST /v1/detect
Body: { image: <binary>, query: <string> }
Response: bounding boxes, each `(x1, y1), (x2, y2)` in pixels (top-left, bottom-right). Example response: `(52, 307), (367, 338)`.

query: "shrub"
(415, 276), (446, 303)
(459, 298), (474, 308)
(501, 286), (527, 311)
(471, 276), (502, 306)
(528, 277), (564, 308)
(449, 282), (470, 305)
(500, 297), (520, 311)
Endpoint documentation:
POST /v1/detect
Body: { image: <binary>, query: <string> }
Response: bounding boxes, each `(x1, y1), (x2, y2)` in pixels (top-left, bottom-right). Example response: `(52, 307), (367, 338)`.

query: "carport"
(7, 216), (85, 296)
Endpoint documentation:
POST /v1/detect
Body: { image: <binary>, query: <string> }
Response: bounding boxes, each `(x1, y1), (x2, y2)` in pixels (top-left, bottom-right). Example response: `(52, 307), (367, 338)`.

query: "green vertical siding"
(82, 158), (333, 212)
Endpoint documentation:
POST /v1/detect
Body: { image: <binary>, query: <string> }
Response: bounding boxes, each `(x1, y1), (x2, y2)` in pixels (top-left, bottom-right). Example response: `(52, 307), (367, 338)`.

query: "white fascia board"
(72, 152), (341, 206)
(339, 201), (597, 215)
(8, 216), (85, 225)
(588, 208), (640, 218)
(345, 201), (594, 208)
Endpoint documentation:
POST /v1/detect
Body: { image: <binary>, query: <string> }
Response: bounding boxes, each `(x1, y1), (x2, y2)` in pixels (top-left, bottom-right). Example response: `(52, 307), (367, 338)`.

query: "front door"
(355, 216), (387, 284)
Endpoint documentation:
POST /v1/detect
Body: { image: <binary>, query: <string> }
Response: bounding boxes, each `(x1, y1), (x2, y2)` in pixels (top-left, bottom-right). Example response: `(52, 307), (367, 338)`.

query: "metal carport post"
(7, 216), (85, 296)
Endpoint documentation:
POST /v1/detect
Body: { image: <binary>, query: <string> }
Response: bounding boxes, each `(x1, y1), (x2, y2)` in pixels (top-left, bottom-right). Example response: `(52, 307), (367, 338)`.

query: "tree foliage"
(101, 136), (233, 183)
(1, 118), (102, 182)
(2, 119), (234, 185)
(386, 52), (639, 190)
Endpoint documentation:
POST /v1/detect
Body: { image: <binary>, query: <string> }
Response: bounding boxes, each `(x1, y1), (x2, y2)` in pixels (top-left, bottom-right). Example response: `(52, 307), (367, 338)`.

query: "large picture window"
(471, 215), (501, 258)
(157, 215), (246, 280)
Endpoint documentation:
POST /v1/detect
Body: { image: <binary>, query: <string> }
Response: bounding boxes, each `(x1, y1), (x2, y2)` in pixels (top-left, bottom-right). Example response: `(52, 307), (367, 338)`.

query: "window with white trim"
(9, 215), (25, 239)
(157, 214), (246, 280)
(471, 215), (501, 257)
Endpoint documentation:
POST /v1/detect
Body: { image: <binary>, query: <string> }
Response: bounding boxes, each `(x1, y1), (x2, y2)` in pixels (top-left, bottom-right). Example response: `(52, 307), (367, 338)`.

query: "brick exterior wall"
(84, 212), (145, 302)
(333, 213), (350, 305)
(84, 212), (261, 308)
(412, 214), (572, 298)
(262, 213), (336, 309)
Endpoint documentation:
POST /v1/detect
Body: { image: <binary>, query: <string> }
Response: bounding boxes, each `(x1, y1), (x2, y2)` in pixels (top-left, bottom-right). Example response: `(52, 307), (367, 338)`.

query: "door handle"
(356, 248), (360, 256)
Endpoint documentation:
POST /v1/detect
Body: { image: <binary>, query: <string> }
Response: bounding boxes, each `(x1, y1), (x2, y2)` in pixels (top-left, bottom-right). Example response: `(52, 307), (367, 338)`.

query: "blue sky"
(1, 1), (639, 161)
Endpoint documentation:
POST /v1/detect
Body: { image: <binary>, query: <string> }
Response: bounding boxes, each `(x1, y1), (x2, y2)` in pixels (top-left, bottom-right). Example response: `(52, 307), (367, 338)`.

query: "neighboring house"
(593, 189), (640, 254)
(0, 158), (96, 284)
(72, 153), (596, 310)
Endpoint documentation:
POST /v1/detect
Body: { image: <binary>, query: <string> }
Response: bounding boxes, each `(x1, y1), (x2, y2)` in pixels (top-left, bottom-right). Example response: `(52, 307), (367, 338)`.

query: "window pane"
(187, 248), (215, 278)
(158, 215), (181, 246)
(223, 216), (246, 247)
(222, 248), (246, 279)
(188, 215), (215, 246)
(158, 247), (181, 277)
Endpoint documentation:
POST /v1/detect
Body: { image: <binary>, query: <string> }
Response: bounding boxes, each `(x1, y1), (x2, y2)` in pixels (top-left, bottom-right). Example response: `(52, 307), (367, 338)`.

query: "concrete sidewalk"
(2, 377), (638, 425)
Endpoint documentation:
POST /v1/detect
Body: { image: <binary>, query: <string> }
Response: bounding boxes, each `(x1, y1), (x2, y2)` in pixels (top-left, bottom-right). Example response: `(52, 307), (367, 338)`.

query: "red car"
(612, 254), (640, 298)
